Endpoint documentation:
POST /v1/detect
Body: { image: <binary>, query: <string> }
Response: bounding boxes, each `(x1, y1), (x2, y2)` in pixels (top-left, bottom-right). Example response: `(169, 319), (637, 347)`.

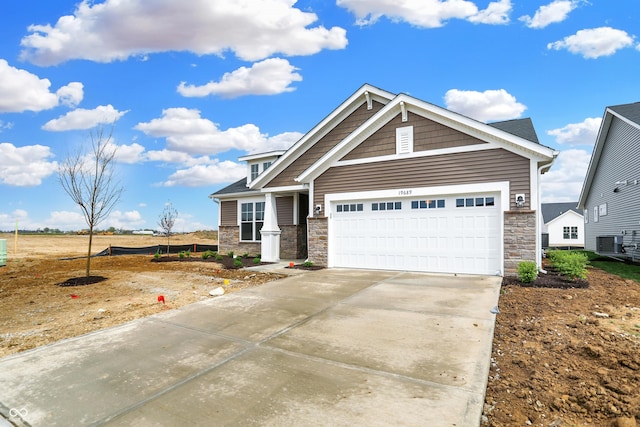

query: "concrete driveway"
(0, 268), (501, 427)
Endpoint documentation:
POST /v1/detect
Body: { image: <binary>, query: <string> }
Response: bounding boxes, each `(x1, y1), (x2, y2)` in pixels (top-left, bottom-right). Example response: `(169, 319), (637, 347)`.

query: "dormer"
(238, 150), (286, 186)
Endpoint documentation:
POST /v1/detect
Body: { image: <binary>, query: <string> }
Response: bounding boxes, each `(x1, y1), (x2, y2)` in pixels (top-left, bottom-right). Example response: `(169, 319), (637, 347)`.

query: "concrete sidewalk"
(0, 269), (501, 427)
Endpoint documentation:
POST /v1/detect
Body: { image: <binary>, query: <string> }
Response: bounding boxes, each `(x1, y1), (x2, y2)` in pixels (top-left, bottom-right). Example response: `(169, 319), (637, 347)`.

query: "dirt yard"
(0, 233), (283, 357)
(1, 234), (640, 426)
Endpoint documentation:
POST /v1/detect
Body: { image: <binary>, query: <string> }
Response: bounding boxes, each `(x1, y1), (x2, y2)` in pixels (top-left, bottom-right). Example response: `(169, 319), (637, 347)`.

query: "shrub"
(201, 250), (217, 259)
(233, 258), (243, 268)
(153, 250), (161, 259)
(253, 257), (261, 264)
(303, 261), (314, 268)
(517, 261), (538, 283)
(242, 253), (250, 259)
(227, 251), (235, 258)
(216, 254), (223, 261)
(548, 250), (588, 280)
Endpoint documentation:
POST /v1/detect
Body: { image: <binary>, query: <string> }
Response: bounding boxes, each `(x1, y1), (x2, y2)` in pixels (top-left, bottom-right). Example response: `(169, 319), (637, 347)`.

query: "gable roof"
(296, 91), (556, 183)
(541, 202), (581, 224)
(578, 102), (640, 208)
(249, 84), (395, 189)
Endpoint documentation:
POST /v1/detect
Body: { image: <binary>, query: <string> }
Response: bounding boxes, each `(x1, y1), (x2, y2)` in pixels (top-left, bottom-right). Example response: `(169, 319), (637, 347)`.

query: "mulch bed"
(502, 266), (589, 289)
(150, 254), (271, 269)
(56, 276), (108, 287)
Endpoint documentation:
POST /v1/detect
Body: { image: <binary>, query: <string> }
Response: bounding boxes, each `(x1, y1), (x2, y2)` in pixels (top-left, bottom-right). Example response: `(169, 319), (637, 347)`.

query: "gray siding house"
(210, 84), (557, 276)
(578, 102), (640, 261)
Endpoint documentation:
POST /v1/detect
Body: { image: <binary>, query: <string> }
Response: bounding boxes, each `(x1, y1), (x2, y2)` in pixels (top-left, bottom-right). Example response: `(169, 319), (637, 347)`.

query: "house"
(578, 102), (640, 261)
(541, 202), (584, 249)
(210, 84), (557, 276)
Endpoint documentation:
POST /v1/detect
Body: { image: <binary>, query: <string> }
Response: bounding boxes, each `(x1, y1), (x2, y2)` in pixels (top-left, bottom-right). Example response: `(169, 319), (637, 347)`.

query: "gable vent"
(396, 126), (414, 154)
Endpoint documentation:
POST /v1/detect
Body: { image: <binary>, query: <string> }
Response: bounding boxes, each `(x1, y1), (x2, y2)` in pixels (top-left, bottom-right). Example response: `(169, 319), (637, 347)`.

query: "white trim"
(260, 184), (307, 194)
(324, 181), (509, 274)
(238, 150), (286, 162)
(396, 125), (413, 154)
(336, 141), (502, 167)
(293, 193), (299, 226)
(213, 190), (262, 199)
(236, 196), (266, 242)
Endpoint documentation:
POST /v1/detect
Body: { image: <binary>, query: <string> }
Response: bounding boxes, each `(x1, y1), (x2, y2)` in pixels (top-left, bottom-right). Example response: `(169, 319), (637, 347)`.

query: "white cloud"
(444, 88), (526, 122)
(161, 160), (246, 187)
(519, 0), (578, 29)
(104, 210), (145, 229)
(178, 58), (302, 98)
(0, 121), (13, 132)
(547, 117), (601, 146)
(541, 149), (591, 202)
(19, 0), (347, 66)
(46, 210), (87, 230)
(469, 0), (512, 25)
(42, 104), (128, 131)
(0, 59), (83, 113)
(0, 142), (58, 186)
(338, 0), (510, 27)
(547, 27), (635, 59)
(113, 142), (146, 164)
(134, 108), (301, 155)
(56, 82), (84, 107)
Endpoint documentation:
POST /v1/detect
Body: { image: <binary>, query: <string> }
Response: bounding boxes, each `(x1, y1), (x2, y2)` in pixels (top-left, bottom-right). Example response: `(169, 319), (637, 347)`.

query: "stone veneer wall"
(503, 210), (537, 275)
(280, 225), (297, 259)
(218, 226), (260, 257)
(307, 217), (328, 266)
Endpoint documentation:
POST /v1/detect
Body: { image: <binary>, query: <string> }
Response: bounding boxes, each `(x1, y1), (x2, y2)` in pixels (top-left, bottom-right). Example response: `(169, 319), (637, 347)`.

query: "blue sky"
(1, 0), (639, 232)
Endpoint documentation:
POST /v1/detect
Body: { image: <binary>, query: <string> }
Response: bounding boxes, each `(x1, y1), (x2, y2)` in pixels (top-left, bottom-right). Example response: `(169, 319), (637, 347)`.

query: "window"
(250, 164), (259, 181)
(240, 202), (264, 241)
(263, 161), (271, 171)
(372, 201), (402, 211)
(593, 206), (599, 223)
(337, 203), (363, 212)
(411, 199), (445, 209)
(563, 226), (579, 240)
(456, 196), (494, 207)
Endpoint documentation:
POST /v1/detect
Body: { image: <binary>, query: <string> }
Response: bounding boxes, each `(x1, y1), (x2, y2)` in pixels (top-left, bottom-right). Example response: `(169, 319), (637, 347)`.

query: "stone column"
(260, 192), (281, 262)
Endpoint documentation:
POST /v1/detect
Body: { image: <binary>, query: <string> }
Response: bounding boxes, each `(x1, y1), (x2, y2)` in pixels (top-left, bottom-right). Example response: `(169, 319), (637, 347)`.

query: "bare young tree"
(58, 126), (123, 277)
(158, 202), (178, 256)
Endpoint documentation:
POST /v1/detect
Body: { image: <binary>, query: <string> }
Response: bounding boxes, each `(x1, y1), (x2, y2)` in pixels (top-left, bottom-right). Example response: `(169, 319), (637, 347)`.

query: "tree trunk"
(86, 226), (94, 277)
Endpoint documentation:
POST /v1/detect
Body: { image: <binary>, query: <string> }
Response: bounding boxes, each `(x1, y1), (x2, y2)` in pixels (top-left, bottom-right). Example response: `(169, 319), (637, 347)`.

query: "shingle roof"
(488, 118), (540, 143)
(209, 178), (253, 197)
(541, 202), (581, 223)
(609, 102), (640, 126)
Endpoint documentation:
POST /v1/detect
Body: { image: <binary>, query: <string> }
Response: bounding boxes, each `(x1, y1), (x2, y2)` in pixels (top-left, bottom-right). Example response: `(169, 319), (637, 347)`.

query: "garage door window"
(456, 196), (494, 207)
(336, 203), (363, 212)
(411, 199), (445, 209)
(372, 202), (402, 211)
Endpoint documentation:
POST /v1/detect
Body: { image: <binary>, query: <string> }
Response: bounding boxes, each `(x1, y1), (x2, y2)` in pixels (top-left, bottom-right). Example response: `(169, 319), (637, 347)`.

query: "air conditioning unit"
(596, 235), (624, 254)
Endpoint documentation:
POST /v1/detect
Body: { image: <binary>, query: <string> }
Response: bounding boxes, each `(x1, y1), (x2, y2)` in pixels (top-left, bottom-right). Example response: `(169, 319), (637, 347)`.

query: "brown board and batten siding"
(342, 112), (487, 160)
(219, 200), (238, 226)
(276, 196), (294, 225)
(265, 101), (385, 188)
(314, 148), (530, 210)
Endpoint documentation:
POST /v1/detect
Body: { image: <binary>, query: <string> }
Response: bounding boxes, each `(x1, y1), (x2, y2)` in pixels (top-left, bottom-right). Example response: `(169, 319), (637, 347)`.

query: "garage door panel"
(331, 194), (501, 275)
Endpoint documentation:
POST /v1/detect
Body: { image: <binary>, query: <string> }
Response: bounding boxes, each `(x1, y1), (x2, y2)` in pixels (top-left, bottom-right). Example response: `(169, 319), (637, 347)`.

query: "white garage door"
(330, 194), (501, 275)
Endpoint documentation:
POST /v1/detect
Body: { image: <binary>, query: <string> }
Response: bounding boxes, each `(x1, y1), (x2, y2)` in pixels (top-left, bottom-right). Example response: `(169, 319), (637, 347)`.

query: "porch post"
(260, 192), (281, 262)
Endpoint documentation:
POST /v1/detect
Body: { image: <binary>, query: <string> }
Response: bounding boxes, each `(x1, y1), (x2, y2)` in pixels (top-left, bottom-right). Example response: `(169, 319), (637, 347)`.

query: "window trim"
(239, 200), (265, 242)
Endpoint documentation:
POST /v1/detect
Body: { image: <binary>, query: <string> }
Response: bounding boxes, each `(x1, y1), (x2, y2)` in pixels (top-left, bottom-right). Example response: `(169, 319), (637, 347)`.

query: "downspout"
(537, 155), (557, 273)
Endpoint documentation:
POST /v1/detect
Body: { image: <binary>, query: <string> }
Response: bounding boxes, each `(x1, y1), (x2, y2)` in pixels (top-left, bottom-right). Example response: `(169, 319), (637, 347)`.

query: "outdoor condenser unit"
(596, 235), (624, 254)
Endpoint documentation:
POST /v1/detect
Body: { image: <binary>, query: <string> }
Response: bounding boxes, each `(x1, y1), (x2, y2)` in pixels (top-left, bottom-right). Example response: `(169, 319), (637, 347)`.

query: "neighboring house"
(210, 84), (557, 275)
(578, 102), (640, 261)
(541, 202), (584, 248)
